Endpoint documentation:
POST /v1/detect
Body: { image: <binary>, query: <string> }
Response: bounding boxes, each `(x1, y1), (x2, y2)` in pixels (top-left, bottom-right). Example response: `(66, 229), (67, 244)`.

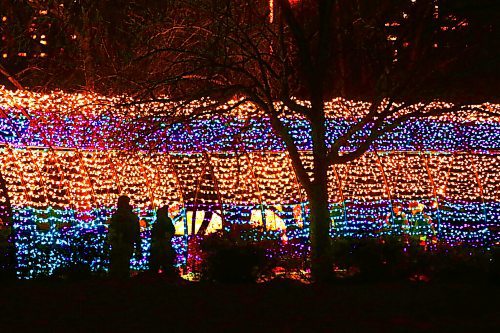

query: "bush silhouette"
(200, 232), (270, 283)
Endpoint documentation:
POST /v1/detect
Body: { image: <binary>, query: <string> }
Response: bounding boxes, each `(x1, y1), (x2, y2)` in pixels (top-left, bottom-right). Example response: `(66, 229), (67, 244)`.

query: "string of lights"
(0, 88), (498, 278)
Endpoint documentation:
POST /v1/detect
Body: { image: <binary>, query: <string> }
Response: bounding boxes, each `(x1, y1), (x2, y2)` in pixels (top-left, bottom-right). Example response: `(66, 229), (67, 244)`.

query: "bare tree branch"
(0, 64), (24, 90)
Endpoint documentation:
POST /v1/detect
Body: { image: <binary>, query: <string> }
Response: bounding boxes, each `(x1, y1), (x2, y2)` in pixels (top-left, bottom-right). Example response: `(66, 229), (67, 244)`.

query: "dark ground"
(0, 277), (498, 333)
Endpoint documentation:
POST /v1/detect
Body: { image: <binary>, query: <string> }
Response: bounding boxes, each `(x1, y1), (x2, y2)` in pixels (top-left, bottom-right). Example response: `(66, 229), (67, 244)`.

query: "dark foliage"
(331, 236), (422, 281)
(425, 245), (493, 284)
(331, 236), (495, 283)
(0, 226), (15, 281)
(199, 231), (272, 283)
(51, 262), (93, 281)
(491, 246), (500, 284)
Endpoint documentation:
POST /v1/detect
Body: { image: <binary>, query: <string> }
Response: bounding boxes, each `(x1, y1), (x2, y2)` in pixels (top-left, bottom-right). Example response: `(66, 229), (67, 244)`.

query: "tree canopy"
(0, 0), (498, 102)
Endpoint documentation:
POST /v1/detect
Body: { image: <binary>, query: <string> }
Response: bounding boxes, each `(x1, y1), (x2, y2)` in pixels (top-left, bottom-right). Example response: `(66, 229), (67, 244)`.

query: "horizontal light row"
(1, 148), (498, 210)
(0, 88), (499, 152)
(1, 117), (499, 152)
(9, 199), (498, 279)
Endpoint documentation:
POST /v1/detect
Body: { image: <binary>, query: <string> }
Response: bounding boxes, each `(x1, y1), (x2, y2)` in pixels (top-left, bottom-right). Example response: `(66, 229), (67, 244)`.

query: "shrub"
(0, 226), (16, 281)
(428, 246), (491, 283)
(51, 262), (92, 281)
(331, 236), (422, 281)
(331, 236), (495, 283)
(490, 246), (500, 284)
(200, 232), (272, 283)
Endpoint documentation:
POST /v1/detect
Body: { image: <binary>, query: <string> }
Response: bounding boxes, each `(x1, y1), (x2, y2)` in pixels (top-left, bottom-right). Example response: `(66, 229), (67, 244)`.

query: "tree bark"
(308, 178), (332, 282)
(307, 106), (333, 282)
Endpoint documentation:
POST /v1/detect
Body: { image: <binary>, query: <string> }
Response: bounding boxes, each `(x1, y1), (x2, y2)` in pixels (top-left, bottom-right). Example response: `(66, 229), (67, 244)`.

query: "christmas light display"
(0, 88), (498, 278)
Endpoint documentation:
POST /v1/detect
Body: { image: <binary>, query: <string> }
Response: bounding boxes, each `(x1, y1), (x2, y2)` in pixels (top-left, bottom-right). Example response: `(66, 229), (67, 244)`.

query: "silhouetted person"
(109, 195), (141, 278)
(149, 205), (176, 274)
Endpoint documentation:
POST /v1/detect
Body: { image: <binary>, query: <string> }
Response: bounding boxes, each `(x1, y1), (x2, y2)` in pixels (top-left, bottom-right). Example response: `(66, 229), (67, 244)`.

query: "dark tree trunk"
(334, 1), (347, 96)
(307, 106), (333, 282)
(308, 178), (332, 282)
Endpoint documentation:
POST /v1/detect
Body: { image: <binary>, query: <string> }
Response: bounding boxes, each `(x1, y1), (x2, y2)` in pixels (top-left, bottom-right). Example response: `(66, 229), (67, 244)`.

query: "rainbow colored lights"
(0, 88), (498, 278)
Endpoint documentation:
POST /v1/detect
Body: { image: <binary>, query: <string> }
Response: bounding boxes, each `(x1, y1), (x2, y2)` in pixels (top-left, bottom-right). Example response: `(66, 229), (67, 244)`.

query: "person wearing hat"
(109, 195), (141, 278)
